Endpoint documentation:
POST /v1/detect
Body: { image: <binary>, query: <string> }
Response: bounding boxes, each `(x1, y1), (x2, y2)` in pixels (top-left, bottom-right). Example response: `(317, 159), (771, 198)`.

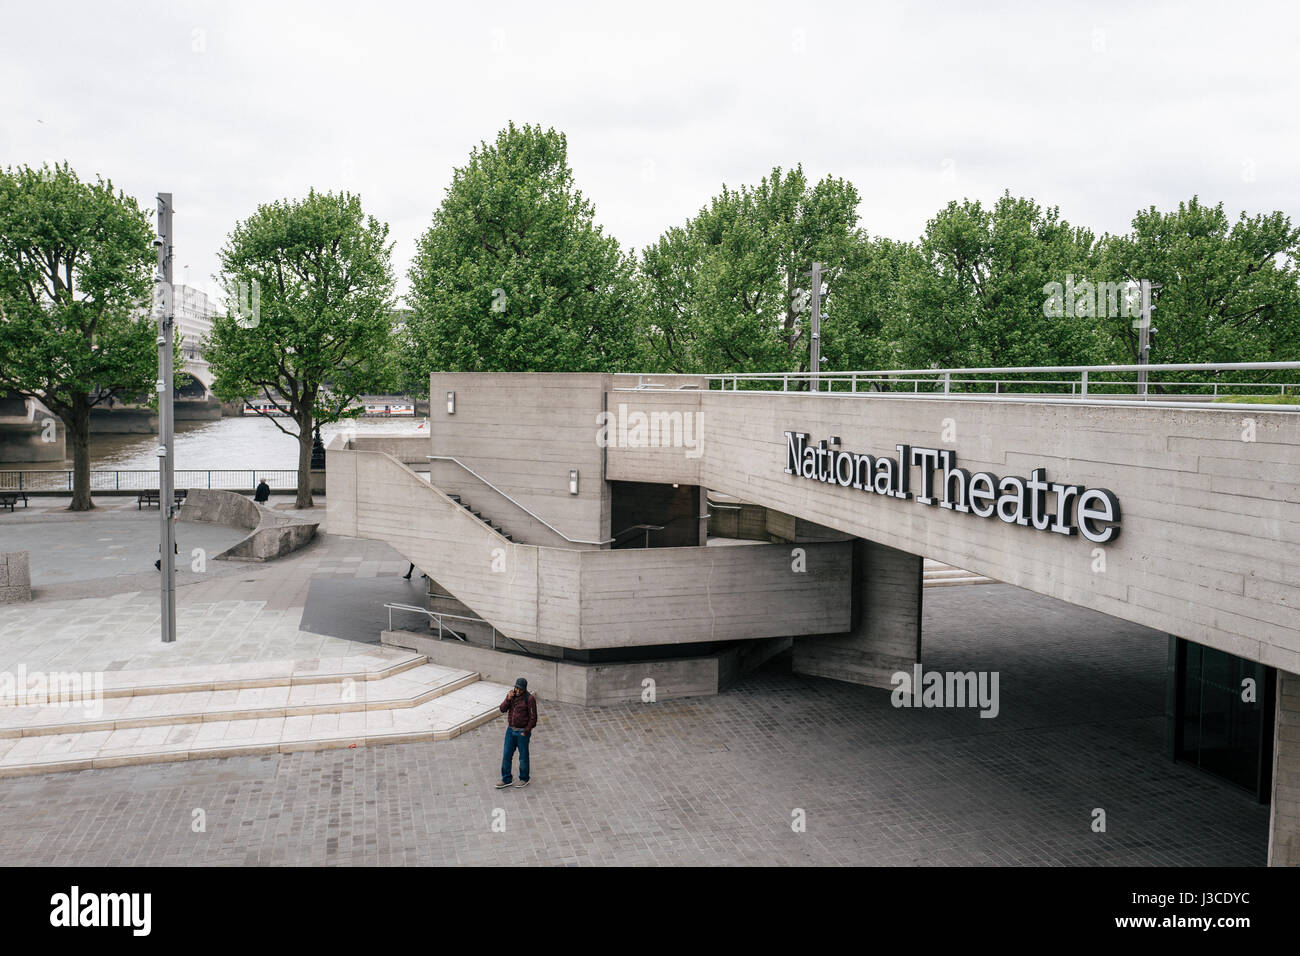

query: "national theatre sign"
(783, 431), (1121, 543)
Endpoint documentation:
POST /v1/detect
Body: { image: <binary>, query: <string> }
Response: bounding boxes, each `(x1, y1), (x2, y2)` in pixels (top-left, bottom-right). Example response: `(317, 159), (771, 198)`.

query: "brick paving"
(0, 577), (1270, 865)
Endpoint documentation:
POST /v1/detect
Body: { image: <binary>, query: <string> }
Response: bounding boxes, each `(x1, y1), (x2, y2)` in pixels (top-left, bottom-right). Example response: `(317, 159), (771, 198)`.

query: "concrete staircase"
(447, 494), (513, 541)
(924, 559), (995, 588)
(0, 651), (510, 778)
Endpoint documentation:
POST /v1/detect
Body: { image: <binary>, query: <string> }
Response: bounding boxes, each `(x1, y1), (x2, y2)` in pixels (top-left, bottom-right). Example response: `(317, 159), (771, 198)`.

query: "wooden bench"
(0, 492), (29, 512)
(137, 490), (187, 509)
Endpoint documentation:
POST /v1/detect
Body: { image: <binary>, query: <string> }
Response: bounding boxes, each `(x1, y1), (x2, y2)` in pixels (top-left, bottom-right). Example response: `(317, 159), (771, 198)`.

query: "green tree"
(888, 193), (1103, 374)
(639, 166), (862, 376)
(207, 190), (396, 508)
(1097, 197), (1300, 369)
(0, 162), (156, 510)
(819, 236), (922, 373)
(407, 122), (639, 373)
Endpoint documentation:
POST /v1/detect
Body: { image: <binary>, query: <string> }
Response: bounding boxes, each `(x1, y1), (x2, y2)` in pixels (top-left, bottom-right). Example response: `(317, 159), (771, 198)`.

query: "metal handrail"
(384, 602), (471, 642)
(705, 361), (1300, 378)
(689, 361), (1300, 406)
(612, 522), (665, 548)
(384, 602), (538, 656)
(427, 455), (614, 545)
(0, 468), (299, 492)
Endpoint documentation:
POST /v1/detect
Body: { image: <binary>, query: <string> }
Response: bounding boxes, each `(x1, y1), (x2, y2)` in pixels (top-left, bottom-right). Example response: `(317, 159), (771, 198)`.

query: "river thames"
(9, 415), (428, 472)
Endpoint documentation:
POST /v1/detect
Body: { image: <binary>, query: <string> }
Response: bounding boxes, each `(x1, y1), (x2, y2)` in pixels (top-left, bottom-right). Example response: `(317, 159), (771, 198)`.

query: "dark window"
(1173, 638), (1274, 800)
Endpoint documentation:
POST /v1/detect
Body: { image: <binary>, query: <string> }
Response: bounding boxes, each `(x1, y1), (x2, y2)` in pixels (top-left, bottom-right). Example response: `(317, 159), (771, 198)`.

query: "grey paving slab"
(0, 583), (1270, 866)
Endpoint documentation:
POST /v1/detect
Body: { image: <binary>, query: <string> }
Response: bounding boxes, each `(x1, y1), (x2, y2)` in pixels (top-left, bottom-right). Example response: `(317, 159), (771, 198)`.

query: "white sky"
(3, 0), (1297, 302)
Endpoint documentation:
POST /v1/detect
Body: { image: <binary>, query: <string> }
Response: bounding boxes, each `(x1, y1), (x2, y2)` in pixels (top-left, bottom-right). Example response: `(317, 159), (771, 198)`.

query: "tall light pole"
(807, 262), (822, 392)
(1136, 279), (1159, 399)
(155, 193), (177, 643)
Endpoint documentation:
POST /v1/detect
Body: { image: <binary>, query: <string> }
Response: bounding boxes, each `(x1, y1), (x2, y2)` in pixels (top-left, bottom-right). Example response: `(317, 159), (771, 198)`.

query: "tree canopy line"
(2, 122), (1298, 509)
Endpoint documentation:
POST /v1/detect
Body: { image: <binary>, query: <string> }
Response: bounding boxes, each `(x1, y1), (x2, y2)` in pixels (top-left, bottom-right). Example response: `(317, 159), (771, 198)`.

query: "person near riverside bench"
(253, 480), (271, 503)
(496, 678), (538, 788)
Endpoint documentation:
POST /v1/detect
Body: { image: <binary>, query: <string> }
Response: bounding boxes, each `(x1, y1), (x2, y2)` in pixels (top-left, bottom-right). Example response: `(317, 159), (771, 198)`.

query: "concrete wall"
(708, 497), (769, 540)
(383, 628), (790, 705)
(329, 445), (853, 650)
(181, 489), (318, 562)
(428, 373), (612, 548)
(349, 434), (431, 464)
(607, 389), (1300, 674)
(576, 541), (850, 647)
(792, 538), (923, 689)
(0, 551), (31, 603)
(1269, 669), (1300, 866)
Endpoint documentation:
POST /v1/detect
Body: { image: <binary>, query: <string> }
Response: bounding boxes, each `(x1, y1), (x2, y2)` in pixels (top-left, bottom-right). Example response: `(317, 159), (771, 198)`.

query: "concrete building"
(327, 366), (1300, 865)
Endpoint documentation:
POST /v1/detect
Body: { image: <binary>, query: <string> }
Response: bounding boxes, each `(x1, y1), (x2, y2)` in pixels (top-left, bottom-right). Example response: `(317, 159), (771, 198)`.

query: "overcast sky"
(3, 0), (1297, 303)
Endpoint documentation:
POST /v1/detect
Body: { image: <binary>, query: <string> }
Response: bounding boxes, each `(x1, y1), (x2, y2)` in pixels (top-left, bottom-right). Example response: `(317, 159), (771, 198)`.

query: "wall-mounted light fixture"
(446, 391), (455, 414)
(569, 469), (579, 495)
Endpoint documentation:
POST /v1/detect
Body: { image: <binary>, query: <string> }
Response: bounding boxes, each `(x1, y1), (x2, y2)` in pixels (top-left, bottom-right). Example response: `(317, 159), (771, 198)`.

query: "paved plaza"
(0, 503), (1270, 864)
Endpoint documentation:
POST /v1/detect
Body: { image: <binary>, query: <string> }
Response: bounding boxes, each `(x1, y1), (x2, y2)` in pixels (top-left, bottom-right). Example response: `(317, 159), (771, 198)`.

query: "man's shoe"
(516, 779), (530, 789)
(494, 780), (512, 789)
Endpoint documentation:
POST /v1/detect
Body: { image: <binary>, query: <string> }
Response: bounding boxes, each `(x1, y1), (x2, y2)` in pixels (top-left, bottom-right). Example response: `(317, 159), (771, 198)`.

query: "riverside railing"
(0, 469), (299, 493)
(696, 361), (1300, 403)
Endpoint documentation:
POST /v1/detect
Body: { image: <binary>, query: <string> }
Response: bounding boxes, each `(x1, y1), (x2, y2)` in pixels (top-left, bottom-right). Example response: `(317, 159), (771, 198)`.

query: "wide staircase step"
(0, 652), (510, 778)
(923, 559), (994, 588)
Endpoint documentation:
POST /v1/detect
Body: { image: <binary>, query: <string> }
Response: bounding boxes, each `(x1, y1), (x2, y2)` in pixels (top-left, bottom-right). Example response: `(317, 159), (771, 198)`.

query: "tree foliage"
(407, 122), (639, 374)
(639, 165), (861, 374)
(0, 162), (156, 510)
(1097, 197), (1300, 365)
(886, 194), (1104, 371)
(207, 189), (395, 507)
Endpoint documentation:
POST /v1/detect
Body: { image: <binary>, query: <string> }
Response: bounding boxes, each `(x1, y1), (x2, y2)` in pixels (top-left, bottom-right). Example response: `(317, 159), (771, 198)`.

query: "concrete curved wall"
(181, 488), (318, 561)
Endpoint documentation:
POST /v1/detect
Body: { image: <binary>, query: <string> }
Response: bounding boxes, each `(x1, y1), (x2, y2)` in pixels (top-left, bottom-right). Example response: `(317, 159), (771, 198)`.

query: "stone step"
(0, 662), (481, 739)
(0, 681), (513, 778)
(27, 650), (431, 704)
(923, 560), (994, 587)
(925, 575), (995, 588)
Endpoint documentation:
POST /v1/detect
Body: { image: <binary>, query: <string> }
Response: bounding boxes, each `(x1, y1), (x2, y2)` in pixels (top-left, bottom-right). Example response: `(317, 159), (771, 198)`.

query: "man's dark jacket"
(500, 691), (537, 732)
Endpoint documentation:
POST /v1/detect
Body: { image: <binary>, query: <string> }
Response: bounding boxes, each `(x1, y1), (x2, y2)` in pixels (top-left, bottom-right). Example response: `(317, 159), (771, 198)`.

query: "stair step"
(0, 681), (514, 778)
(0, 651), (429, 705)
(0, 663), (482, 739)
(925, 575), (994, 587)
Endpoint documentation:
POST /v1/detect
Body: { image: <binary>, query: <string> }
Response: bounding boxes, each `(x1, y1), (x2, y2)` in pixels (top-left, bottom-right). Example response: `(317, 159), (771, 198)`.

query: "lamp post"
(155, 193), (177, 644)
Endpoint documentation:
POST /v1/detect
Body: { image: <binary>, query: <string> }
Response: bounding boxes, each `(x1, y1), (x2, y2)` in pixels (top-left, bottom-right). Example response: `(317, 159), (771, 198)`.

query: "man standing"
(496, 678), (537, 788)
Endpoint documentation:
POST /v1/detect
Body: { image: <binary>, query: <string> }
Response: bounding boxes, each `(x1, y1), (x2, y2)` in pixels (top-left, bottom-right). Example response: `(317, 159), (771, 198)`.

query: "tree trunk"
(68, 396), (94, 511)
(295, 413), (314, 509)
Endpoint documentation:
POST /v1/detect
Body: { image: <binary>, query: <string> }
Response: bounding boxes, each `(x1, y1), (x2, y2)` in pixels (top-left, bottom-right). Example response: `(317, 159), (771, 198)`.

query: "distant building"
(173, 284), (219, 375)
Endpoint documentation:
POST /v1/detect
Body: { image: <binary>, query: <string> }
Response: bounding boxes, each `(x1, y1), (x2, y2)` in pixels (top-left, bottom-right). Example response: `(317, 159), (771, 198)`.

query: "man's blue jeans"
(501, 727), (530, 783)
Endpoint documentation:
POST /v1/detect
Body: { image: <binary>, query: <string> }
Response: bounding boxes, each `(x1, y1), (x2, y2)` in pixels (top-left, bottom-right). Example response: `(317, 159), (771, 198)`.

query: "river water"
(13, 416), (428, 472)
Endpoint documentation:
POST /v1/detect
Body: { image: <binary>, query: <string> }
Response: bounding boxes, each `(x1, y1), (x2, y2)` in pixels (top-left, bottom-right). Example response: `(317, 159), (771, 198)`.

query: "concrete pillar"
(791, 537), (922, 690)
(1268, 669), (1300, 866)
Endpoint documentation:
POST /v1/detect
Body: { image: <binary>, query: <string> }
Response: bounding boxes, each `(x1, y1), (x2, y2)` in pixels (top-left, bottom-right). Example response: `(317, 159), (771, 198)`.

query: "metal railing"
(385, 603), (470, 642)
(427, 455), (614, 545)
(0, 468), (299, 492)
(697, 361), (1300, 405)
(384, 602), (535, 656)
(612, 523), (665, 548)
